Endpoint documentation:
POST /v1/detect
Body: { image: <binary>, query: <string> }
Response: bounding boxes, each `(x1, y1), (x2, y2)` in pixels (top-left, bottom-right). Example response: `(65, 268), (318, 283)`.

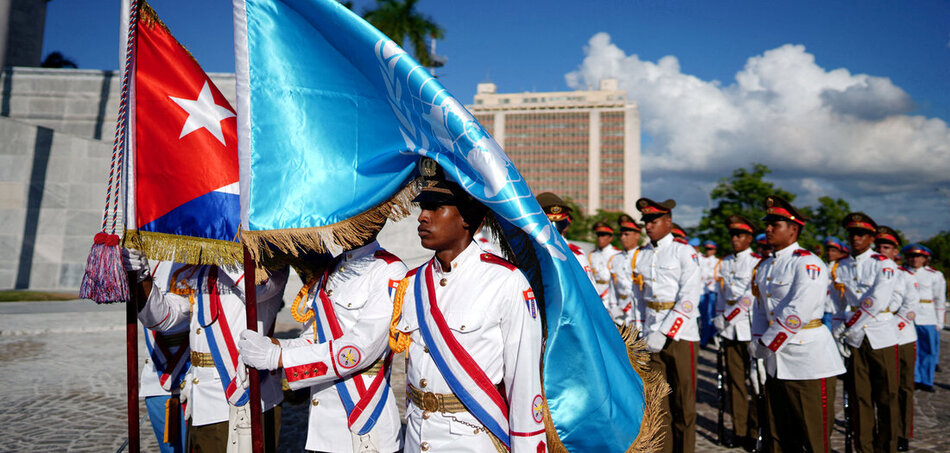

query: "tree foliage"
(41, 51), (77, 69)
(363, 0), (444, 67)
(922, 231), (950, 276)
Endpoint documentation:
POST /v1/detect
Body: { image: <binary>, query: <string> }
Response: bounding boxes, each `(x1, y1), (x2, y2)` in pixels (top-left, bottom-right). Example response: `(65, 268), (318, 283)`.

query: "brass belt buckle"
(422, 392), (440, 412)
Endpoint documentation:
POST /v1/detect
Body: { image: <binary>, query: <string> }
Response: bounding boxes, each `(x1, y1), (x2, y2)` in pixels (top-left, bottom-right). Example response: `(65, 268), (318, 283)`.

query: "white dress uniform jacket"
(567, 240), (595, 286)
(277, 242), (406, 452)
(752, 242), (845, 380)
(139, 263), (288, 427)
(830, 249), (899, 349)
(396, 242), (546, 452)
(589, 245), (621, 305)
(910, 266), (943, 326)
(608, 248), (643, 329)
(140, 260), (190, 399)
(715, 248), (759, 342)
(634, 233), (703, 341)
(891, 266), (920, 345)
(700, 255), (721, 294)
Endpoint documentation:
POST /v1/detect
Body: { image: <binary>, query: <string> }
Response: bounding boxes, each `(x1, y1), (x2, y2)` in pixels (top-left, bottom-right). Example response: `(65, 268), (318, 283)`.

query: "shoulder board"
(373, 250), (402, 264)
(870, 253), (887, 261)
(751, 252), (762, 259)
(926, 267), (938, 273)
(568, 243), (584, 255)
(898, 265), (912, 273)
(674, 238), (688, 245)
(481, 253), (517, 271)
(792, 249), (811, 257)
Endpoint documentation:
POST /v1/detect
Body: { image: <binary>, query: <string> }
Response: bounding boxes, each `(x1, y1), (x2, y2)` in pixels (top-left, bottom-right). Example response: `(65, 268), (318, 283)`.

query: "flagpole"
(120, 1), (139, 452)
(243, 245), (264, 452)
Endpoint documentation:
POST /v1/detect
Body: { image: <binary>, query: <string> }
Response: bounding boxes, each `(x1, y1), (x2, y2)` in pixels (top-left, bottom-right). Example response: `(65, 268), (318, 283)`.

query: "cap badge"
(550, 205), (562, 214)
(420, 157), (438, 177)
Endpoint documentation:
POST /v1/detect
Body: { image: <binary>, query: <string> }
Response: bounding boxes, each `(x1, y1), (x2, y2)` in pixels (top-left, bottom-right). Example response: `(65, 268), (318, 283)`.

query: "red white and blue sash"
(142, 326), (191, 392)
(413, 262), (511, 448)
(305, 265), (393, 435)
(194, 265), (249, 406)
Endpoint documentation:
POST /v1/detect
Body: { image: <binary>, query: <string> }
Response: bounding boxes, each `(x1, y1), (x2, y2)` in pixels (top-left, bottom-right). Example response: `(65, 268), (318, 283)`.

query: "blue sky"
(43, 0), (950, 239)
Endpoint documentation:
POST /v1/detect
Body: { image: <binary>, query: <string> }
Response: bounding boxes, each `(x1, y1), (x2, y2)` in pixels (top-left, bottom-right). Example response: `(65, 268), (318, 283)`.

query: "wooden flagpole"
(121, 1), (139, 452)
(243, 245), (264, 452)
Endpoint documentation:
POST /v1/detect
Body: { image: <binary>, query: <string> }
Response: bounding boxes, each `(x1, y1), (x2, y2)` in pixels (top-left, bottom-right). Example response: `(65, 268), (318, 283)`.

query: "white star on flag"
(168, 81), (235, 145)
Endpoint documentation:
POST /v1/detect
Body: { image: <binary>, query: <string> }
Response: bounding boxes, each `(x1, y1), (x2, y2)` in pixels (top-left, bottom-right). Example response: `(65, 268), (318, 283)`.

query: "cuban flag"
(233, 0), (647, 450)
(124, 2), (241, 265)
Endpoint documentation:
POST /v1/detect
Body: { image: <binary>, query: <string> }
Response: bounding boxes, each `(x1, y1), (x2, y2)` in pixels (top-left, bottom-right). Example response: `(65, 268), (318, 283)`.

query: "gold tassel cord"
(241, 178), (421, 282)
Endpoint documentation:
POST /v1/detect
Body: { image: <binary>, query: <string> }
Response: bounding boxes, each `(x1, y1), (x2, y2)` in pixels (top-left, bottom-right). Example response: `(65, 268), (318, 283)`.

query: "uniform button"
(766, 293), (771, 298)
(348, 303), (352, 307)
(144, 359), (149, 364)
(440, 278), (447, 287)
(473, 428), (480, 434)
(423, 346), (429, 353)
(460, 325), (466, 331)
(421, 442), (430, 451)
(192, 378), (199, 385)
(420, 378), (428, 388)
(311, 398), (320, 406)
(196, 328), (201, 335)
(327, 289), (333, 296)
(339, 266), (346, 272)
(422, 411), (430, 419)
(180, 381), (186, 390)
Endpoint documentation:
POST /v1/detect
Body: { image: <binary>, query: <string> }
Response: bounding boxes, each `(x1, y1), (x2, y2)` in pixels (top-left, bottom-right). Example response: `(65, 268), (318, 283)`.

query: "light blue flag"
(233, 0), (647, 449)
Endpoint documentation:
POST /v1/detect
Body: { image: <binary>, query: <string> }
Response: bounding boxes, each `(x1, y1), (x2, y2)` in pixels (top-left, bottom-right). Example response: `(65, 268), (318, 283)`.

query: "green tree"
(806, 196), (850, 241)
(697, 164), (799, 253)
(40, 51), (77, 68)
(922, 231), (950, 276)
(363, 0), (445, 68)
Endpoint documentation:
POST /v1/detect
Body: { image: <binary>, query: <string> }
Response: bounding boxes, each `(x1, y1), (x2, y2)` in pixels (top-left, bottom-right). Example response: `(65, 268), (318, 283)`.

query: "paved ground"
(2, 300), (948, 452)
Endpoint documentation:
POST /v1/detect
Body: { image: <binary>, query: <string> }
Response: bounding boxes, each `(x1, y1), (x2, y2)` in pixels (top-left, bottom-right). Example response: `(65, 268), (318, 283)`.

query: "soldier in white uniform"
(904, 244), (944, 392)
(589, 221), (621, 309)
(608, 214), (644, 329)
(536, 192), (594, 285)
(390, 166), (546, 452)
(238, 229), (406, 452)
(125, 250), (289, 453)
(711, 215), (760, 449)
(699, 240), (721, 347)
(750, 196), (845, 453)
(635, 197), (703, 453)
(874, 226), (920, 452)
(830, 212), (899, 453)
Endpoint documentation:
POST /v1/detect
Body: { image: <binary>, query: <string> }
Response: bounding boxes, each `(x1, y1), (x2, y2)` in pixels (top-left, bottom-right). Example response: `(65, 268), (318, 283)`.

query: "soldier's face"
(417, 203), (469, 251)
(730, 232), (753, 253)
(596, 233), (613, 248)
(847, 230), (874, 255)
(645, 214), (672, 242)
(826, 247), (847, 261)
(764, 220), (797, 249)
(876, 242), (899, 260)
(907, 254), (926, 269)
(620, 230), (640, 250)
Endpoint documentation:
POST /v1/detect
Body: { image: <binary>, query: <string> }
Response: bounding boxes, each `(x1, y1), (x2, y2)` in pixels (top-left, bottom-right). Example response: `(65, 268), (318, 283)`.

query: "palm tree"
(363, 0), (444, 68)
(41, 52), (77, 69)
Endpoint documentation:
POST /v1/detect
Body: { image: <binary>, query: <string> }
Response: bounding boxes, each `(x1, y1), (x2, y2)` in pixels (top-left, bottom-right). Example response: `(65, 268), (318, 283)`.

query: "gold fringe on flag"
(540, 324), (669, 453)
(123, 229), (243, 267)
(240, 178), (421, 282)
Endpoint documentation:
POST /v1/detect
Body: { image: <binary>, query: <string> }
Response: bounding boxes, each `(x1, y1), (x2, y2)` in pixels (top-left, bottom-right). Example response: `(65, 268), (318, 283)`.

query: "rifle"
(844, 357), (853, 453)
(750, 357), (768, 453)
(716, 341), (727, 444)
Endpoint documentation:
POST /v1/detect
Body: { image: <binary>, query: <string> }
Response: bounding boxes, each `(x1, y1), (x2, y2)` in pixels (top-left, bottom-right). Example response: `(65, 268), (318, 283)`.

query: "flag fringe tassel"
(540, 324), (668, 453)
(124, 230), (243, 267)
(620, 324), (670, 453)
(240, 178), (421, 281)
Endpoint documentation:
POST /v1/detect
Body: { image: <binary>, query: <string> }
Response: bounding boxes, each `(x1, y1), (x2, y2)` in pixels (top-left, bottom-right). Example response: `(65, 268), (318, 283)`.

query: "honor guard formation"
(122, 183), (946, 452)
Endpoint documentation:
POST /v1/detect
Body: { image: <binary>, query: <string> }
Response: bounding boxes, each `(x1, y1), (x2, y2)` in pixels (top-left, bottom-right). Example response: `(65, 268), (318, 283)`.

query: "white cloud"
(565, 33), (950, 239)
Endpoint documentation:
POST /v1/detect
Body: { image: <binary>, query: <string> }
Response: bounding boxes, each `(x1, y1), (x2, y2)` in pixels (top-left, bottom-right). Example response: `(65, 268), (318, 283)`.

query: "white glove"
(238, 330), (281, 370)
(121, 247), (150, 282)
(749, 339), (770, 359)
(712, 314), (726, 332)
(180, 376), (193, 420)
(645, 331), (668, 353)
(836, 337), (852, 358)
(844, 326), (864, 348)
(832, 321), (847, 340)
(235, 362), (249, 389)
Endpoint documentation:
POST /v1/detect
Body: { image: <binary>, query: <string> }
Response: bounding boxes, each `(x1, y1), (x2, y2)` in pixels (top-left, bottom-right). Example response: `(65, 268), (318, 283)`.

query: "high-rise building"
(467, 79), (640, 215)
